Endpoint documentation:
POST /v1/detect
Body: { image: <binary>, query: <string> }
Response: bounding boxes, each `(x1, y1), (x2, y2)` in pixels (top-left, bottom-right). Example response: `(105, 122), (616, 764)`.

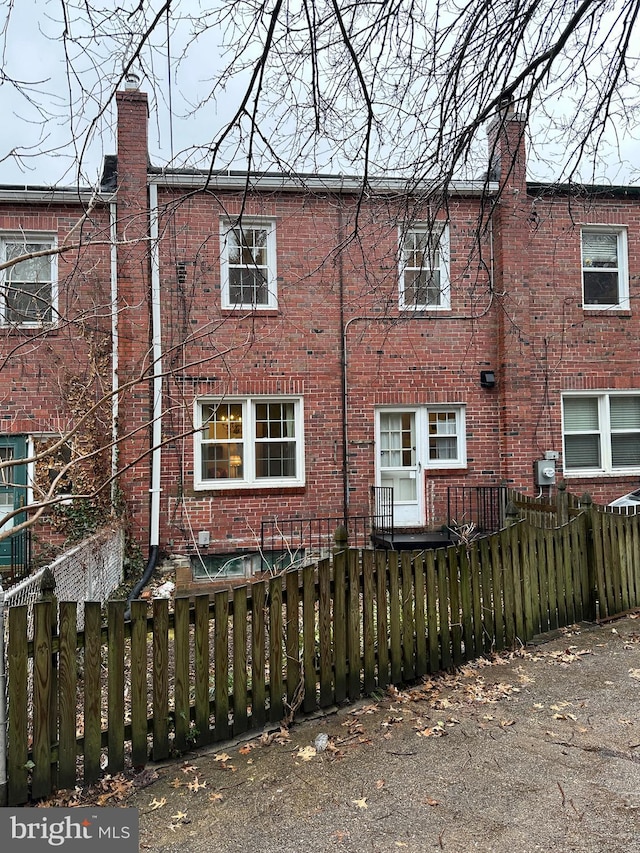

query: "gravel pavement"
(124, 617), (640, 853)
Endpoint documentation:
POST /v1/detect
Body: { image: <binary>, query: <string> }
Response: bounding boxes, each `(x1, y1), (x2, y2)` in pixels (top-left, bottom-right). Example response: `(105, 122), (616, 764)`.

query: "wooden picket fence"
(5, 501), (640, 805)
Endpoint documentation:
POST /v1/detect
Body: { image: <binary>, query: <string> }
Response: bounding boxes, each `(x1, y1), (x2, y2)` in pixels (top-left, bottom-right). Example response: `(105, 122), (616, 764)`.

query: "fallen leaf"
(352, 798), (368, 809)
(149, 797), (166, 810)
(214, 752), (231, 762)
(169, 778), (183, 789)
(239, 745), (253, 755)
(500, 719), (516, 728)
(187, 777), (207, 792)
(171, 811), (188, 821)
(375, 779), (385, 790)
(181, 764), (197, 774)
(424, 797), (440, 807)
(208, 792), (224, 803)
(629, 669), (640, 680)
(296, 745), (317, 761)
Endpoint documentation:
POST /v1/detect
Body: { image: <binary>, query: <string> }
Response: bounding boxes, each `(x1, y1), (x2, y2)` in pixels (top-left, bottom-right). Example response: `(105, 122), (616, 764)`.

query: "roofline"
(527, 181), (640, 198)
(0, 187), (114, 204)
(148, 170), (498, 196)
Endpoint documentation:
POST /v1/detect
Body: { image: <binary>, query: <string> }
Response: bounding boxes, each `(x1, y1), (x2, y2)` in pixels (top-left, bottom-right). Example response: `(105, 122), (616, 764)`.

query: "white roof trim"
(0, 188), (113, 204)
(148, 171), (498, 196)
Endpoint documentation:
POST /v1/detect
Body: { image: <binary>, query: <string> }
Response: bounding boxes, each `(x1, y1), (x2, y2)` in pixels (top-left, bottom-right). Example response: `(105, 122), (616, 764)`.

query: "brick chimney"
(114, 82), (152, 546)
(486, 101), (535, 490)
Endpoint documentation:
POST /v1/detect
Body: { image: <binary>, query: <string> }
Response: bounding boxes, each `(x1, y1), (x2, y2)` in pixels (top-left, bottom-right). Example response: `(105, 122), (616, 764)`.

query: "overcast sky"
(0, 0), (638, 189)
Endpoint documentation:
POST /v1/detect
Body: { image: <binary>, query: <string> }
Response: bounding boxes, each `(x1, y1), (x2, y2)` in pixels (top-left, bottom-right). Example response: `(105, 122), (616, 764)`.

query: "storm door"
(376, 410), (424, 527)
(0, 437), (27, 565)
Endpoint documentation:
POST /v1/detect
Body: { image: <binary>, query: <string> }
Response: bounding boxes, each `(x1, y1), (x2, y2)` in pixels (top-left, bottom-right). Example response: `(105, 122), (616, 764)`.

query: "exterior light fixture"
(480, 370), (496, 388)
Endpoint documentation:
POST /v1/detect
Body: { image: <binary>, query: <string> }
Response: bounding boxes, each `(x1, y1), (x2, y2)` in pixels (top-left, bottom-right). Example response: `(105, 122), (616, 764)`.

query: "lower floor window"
(195, 396), (305, 489)
(562, 393), (640, 473)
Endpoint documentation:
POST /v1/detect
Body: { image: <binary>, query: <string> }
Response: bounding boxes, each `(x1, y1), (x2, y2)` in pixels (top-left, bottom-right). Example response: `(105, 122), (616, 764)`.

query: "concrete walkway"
(126, 617), (640, 853)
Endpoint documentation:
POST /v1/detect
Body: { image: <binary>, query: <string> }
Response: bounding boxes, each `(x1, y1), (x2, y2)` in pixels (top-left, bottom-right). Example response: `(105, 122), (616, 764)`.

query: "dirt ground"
(120, 617), (640, 853)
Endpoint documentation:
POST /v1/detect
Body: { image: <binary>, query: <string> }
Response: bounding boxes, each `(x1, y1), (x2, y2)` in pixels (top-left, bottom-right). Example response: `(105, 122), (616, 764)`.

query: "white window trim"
(398, 223), (450, 311)
(375, 405), (466, 476)
(581, 226), (629, 310)
(0, 234), (58, 327)
(562, 391), (640, 476)
(426, 404), (466, 468)
(194, 396), (305, 490)
(220, 218), (277, 310)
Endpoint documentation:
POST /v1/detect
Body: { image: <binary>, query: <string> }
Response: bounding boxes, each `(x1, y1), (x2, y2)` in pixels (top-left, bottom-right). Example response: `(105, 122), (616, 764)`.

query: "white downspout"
(0, 580), (7, 805)
(110, 203), (119, 499)
(149, 184), (162, 549)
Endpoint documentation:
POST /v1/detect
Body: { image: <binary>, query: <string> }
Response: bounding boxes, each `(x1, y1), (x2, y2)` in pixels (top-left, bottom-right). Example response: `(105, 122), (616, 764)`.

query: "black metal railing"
(447, 485), (508, 534)
(5, 527), (32, 584)
(371, 485), (394, 540)
(260, 487), (395, 567)
(260, 514), (372, 569)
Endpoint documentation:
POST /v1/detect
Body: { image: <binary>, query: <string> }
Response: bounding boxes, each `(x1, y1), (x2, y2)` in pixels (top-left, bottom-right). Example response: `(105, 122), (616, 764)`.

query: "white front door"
(376, 409), (424, 527)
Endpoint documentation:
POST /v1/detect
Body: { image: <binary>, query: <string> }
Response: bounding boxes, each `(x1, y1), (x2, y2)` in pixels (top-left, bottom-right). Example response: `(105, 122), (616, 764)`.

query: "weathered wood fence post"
(333, 524), (348, 556)
(578, 492), (598, 620)
(556, 480), (569, 525)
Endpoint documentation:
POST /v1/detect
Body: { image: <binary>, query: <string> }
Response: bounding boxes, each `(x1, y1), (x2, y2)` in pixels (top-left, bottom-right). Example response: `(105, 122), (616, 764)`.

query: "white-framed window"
(220, 219), (277, 309)
(399, 223), (450, 310)
(0, 235), (57, 326)
(562, 393), (640, 474)
(195, 396), (305, 489)
(581, 227), (629, 309)
(427, 407), (466, 466)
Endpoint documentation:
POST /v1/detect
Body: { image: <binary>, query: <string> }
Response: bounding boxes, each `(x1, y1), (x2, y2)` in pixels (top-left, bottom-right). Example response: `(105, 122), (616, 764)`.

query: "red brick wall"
(0, 200), (113, 558)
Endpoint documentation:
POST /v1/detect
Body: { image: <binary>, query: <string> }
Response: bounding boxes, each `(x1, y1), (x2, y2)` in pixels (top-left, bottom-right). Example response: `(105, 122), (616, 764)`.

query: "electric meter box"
(534, 459), (556, 486)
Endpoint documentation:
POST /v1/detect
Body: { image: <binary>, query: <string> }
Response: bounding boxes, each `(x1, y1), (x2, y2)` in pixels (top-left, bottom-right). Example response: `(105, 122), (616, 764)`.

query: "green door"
(0, 436), (27, 566)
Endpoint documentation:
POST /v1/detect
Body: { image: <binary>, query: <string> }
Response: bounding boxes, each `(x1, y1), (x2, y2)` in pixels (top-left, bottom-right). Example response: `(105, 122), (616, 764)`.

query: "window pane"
(379, 412), (415, 467)
(402, 228), (442, 307)
(610, 397), (640, 430)
(0, 492), (13, 531)
(0, 446), (14, 485)
(255, 442), (296, 478)
(201, 445), (244, 480)
(564, 434), (601, 469)
(582, 232), (618, 267)
(6, 244), (52, 281)
(6, 281), (52, 323)
(429, 411), (457, 435)
(583, 270), (619, 305)
(563, 397), (598, 431)
(611, 435), (640, 467)
(403, 270), (441, 306)
(429, 437), (457, 460)
(228, 268), (268, 305)
(226, 226), (270, 306)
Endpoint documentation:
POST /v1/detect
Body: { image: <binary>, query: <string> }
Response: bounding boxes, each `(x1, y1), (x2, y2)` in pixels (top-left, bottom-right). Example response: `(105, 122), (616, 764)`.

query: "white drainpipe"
(0, 580), (6, 805)
(110, 203), (119, 495)
(149, 184), (162, 549)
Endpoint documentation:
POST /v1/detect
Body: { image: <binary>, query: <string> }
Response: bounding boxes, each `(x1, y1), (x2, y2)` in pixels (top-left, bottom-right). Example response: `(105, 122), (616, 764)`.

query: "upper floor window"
(581, 227), (629, 309)
(562, 393), (640, 474)
(220, 219), (277, 309)
(399, 224), (450, 310)
(1, 236), (57, 326)
(195, 396), (305, 489)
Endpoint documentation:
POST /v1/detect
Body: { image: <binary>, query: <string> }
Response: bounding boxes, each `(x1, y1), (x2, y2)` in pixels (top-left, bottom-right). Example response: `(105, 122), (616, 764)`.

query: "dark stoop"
(371, 529), (454, 550)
